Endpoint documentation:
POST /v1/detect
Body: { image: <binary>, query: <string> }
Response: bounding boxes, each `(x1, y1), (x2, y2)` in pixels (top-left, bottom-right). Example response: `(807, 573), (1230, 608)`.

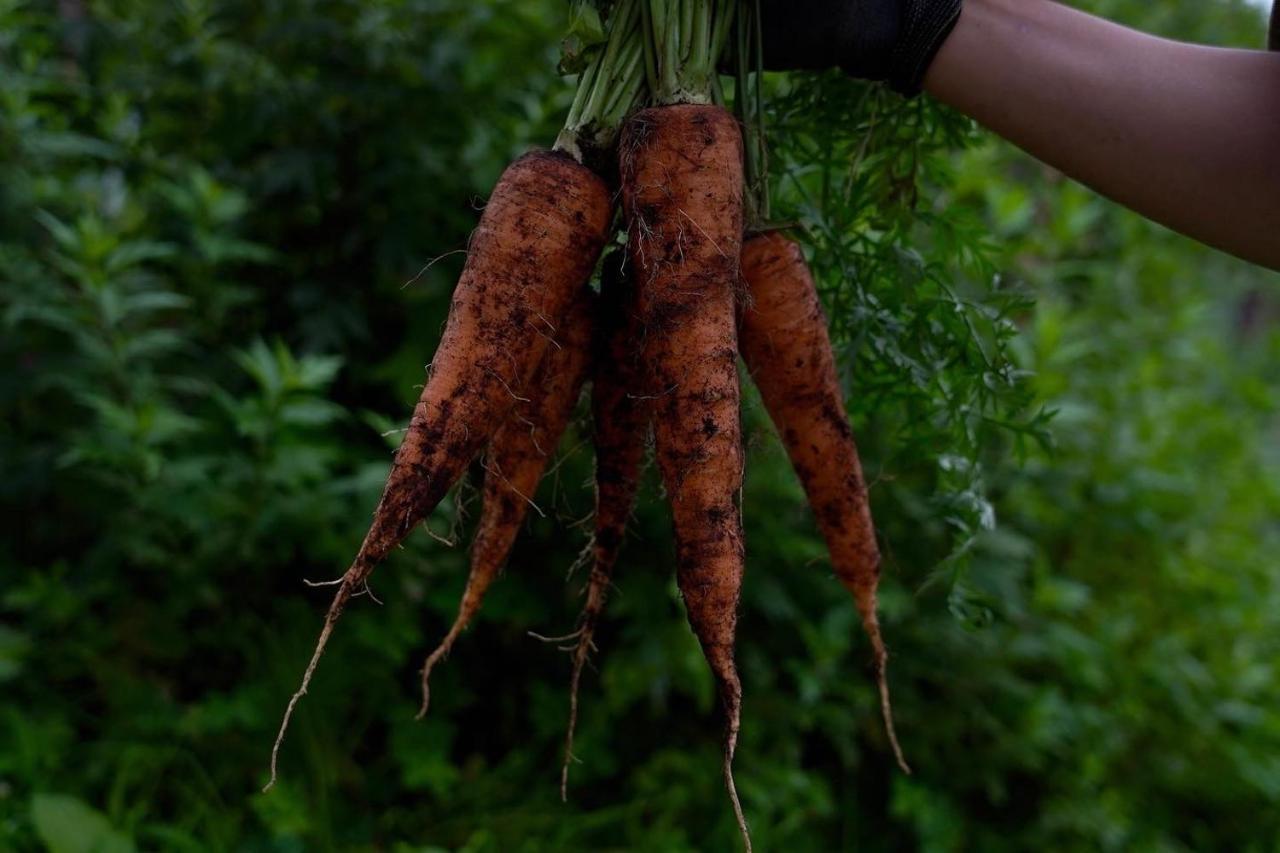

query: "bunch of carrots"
(266, 2), (906, 848)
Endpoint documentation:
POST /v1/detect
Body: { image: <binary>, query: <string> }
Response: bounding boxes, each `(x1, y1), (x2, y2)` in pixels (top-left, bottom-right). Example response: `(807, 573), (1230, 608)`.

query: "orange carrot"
(418, 284), (597, 718)
(739, 232), (908, 774)
(621, 103), (749, 831)
(266, 151), (611, 789)
(560, 252), (652, 799)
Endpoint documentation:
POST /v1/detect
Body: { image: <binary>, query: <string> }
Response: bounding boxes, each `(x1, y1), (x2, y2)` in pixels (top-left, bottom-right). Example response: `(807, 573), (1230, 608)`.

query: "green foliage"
(3, 0), (1280, 850)
(30, 795), (134, 853)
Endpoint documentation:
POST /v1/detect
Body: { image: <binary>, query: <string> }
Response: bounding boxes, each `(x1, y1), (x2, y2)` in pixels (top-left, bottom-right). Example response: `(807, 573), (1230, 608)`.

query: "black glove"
(758, 0), (963, 96)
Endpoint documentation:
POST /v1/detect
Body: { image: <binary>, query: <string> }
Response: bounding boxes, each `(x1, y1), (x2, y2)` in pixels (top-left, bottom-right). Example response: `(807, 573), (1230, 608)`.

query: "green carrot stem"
(642, 0), (734, 104)
(640, 0), (659, 94)
(565, 56), (601, 130)
(752, 0), (769, 219)
(662, 2), (681, 98)
(557, 0), (647, 160)
(682, 0), (696, 65)
(603, 40), (646, 120)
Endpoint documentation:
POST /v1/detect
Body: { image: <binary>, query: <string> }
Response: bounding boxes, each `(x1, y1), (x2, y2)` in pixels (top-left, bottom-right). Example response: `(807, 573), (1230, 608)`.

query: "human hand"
(757, 0), (963, 95)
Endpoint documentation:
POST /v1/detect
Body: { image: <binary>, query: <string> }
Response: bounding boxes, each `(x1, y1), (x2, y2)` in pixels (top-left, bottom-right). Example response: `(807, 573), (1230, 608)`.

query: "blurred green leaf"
(30, 795), (135, 853)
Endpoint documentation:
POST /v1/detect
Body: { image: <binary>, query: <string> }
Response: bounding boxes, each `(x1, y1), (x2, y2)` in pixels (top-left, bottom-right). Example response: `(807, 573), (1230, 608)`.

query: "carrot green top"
(556, 0), (647, 164)
(640, 0), (737, 105)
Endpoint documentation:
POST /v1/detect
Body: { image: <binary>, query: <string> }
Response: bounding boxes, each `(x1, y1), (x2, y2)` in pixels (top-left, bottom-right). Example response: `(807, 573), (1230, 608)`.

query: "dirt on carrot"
(621, 102), (750, 836)
(418, 283), (598, 718)
(560, 252), (653, 799)
(739, 231), (908, 774)
(266, 150), (611, 790)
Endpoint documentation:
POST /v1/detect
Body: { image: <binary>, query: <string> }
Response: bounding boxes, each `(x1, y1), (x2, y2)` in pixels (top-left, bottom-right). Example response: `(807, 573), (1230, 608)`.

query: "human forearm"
(925, 0), (1280, 270)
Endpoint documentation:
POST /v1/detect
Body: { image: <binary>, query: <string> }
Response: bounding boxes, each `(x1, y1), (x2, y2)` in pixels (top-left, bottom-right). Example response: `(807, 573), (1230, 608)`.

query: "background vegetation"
(4, 0), (1280, 849)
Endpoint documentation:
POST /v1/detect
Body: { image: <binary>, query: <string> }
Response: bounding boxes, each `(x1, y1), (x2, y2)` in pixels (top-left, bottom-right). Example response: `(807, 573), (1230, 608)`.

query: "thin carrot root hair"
(862, 598), (909, 774)
(559, 561), (613, 800)
(721, 674), (750, 852)
(725, 754), (750, 853)
(265, 578), (350, 791)
(417, 612), (464, 720)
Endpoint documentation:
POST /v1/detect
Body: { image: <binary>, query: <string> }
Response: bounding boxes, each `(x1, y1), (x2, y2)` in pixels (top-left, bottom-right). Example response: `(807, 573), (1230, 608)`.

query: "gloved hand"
(757, 0), (963, 96)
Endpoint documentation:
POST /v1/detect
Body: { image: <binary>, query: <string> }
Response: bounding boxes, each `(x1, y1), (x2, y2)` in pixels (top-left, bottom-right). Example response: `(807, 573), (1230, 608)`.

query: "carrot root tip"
(417, 637), (457, 721)
(723, 747), (752, 853)
(265, 579), (352, 791)
(878, 667), (911, 775)
(559, 633), (592, 801)
(866, 622), (910, 774)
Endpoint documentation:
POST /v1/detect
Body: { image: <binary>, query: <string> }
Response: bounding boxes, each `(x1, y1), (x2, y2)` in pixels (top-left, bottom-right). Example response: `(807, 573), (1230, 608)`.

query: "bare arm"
(924, 0), (1280, 270)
